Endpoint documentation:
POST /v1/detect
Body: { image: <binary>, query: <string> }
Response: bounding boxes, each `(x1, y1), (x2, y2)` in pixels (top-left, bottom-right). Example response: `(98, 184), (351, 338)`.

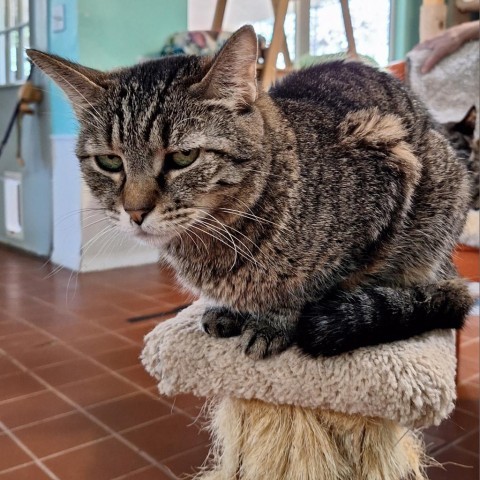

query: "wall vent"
(3, 171), (23, 239)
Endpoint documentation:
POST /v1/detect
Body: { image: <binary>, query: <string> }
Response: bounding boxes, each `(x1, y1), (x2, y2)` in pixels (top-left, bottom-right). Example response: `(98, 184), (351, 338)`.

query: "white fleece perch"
(142, 301), (456, 479)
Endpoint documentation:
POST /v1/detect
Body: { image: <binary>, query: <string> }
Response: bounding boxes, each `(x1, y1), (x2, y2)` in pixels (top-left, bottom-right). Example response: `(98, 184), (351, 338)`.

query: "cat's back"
(268, 61), (470, 285)
(269, 61), (429, 134)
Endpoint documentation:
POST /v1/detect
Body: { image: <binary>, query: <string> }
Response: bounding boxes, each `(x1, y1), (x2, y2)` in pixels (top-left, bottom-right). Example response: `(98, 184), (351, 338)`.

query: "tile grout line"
(31, 436), (117, 462)
(0, 420), (61, 480)
(0, 361), (198, 421)
(2, 301), (159, 360)
(159, 441), (212, 467)
(0, 462), (36, 477)
(6, 389), (141, 432)
(2, 391), (204, 466)
(0, 386), (48, 406)
(110, 464), (177, 480)
(4, 354), (178, 480)
(4, 316), (190, 416)
(457, 372), (480, 385)
(0, 320), (141, 377)
(430, 427), (480, 458)
(459, 336), (479, 348)
(2, 319), (198, 478)
(6, 381), (202, 434)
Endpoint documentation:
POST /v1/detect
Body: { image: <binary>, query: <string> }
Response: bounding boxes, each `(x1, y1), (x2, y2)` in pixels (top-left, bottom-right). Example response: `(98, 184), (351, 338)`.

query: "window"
(309, 0), (390, 66)
(252, 0), (391, 67)
(0, 0), (30, 85)
(251, 2), (297, 68)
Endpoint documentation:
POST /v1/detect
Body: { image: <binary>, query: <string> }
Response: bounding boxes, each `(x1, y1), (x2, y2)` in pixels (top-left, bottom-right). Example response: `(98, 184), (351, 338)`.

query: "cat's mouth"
(120, 207), (214, 248)
(128, 212), (200, 246)
(132, 227), (177, 248)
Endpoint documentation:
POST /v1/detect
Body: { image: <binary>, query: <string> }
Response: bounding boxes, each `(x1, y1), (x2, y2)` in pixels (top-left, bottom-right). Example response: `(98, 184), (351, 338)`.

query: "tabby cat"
(440, 106), (479, 210)
(28, 25), (473, 359)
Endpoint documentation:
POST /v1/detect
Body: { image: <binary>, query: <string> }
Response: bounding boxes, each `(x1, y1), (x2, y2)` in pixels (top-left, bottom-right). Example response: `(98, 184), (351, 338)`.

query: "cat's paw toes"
(201, 310), (243, 338)
(241, 328), (292, 360)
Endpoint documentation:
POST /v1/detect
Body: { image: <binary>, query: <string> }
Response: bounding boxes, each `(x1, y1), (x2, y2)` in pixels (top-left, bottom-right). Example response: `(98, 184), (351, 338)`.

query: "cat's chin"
(132, 230), (174, 248)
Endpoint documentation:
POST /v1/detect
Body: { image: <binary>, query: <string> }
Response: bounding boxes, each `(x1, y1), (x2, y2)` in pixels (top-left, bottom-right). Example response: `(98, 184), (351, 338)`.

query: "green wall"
(390, 0), (421, 61)
(49, 0), (79, 135)
(48, 0), (188, 134)
(78, 0), (187, 69)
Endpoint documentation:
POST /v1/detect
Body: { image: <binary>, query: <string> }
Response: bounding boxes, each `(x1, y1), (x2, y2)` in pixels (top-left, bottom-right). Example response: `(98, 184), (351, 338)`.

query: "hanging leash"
(0, 63), (36, 162)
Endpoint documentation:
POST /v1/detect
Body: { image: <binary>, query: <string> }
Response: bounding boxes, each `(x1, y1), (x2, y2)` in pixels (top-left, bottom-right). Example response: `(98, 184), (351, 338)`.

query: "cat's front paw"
(240, 323), (294, 360)
(201, 308), (243, 338)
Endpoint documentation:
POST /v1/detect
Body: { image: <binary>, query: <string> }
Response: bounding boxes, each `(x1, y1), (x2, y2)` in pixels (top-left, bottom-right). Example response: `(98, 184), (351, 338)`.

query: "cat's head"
(442, 106), (477, 157)
(28, 26), (266, 247)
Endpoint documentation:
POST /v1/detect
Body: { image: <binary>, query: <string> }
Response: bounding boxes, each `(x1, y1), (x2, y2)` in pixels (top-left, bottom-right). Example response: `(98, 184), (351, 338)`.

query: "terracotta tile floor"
(0, 245), (478, 479)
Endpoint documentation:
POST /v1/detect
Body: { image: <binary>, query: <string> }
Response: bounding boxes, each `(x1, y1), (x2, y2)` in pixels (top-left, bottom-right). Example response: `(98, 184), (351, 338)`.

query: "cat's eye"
(170, 149), (200, 168)
(95, 154), (123, 173)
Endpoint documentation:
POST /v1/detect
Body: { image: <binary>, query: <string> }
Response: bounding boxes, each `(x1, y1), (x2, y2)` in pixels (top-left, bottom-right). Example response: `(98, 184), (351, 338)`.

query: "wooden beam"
(340, 0), (357, 58)
(211, 0), (227, 32)
(262, 0), (290, 88)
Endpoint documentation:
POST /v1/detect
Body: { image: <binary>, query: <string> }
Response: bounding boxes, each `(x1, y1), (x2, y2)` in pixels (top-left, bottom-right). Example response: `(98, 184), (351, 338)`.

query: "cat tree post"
(142, 301), (457, 479)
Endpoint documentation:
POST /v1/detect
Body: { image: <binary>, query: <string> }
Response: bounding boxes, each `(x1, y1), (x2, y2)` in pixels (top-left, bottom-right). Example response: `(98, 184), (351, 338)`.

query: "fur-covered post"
(198, 398), (427, 480)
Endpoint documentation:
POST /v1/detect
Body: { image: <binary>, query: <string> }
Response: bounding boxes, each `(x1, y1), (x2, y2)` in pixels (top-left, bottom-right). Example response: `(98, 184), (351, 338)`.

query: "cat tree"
(210, 0), (358, 88)
(142, 301), (457, 479)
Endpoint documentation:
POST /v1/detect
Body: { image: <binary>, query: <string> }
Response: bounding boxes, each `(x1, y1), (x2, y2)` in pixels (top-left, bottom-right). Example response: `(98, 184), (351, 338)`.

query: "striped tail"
(296, 279), (473, 357)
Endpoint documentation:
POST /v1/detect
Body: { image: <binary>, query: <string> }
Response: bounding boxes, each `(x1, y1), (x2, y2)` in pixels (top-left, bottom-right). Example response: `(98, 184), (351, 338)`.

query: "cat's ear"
(190, 25), (258, 109)
(26, 49), (107, 116)
(458, 106), (477, 136)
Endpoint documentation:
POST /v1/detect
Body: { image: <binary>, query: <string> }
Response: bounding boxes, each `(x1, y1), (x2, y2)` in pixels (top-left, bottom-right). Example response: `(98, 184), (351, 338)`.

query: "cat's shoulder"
(270, 61), (398, 98)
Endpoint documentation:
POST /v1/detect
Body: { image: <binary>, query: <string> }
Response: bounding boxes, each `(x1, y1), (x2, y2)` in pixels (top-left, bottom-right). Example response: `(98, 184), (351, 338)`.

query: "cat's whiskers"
(43, 209), (115, 278)
(190, 223), (239, 270)
(219, 208), (280, 228)
(82, 216), (110, 229)
(194, 219), (239, 270)
(95, 226), (120, 259)
(43, 261), (66, 280)
(27, 84), (102, 127)
(178, 224), (207, 253)
(71, 224), (117, 287)
(194, 207), (259, 249)
(188, 206), (269, 270)
(169, 224), (186, 253)
(198, 216), (264, 271)
(40, 111), (101, 132)
(80, 224), (116, 260)
(55, 71), (104, 120)
(218, 193), (279, 244)
(197, 207), (271, 253)
(66, 226), (118, 303)
(194, 218), (266, 271)
(220, 193), (257, 217)
(56, 206), (105, 220)
(66, 266), (79, 305)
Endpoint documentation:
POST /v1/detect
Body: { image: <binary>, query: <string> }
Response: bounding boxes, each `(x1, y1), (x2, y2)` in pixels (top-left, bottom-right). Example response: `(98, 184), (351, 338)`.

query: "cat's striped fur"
(28, 26), (473, 359)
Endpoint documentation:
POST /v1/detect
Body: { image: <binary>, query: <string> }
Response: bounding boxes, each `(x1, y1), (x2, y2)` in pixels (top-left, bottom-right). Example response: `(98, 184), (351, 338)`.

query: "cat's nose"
(126, 206), (154, 226)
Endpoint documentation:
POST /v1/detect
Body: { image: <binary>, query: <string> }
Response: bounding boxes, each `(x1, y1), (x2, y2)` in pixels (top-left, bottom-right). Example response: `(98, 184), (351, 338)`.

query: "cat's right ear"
(190, 25), (258, 110)
(26, 49), (107, 116)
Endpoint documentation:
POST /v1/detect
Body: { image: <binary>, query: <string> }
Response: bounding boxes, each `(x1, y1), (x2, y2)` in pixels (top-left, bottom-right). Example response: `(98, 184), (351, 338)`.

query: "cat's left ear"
(190, 25), (258, 109)
(26, 49), (107, 117)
